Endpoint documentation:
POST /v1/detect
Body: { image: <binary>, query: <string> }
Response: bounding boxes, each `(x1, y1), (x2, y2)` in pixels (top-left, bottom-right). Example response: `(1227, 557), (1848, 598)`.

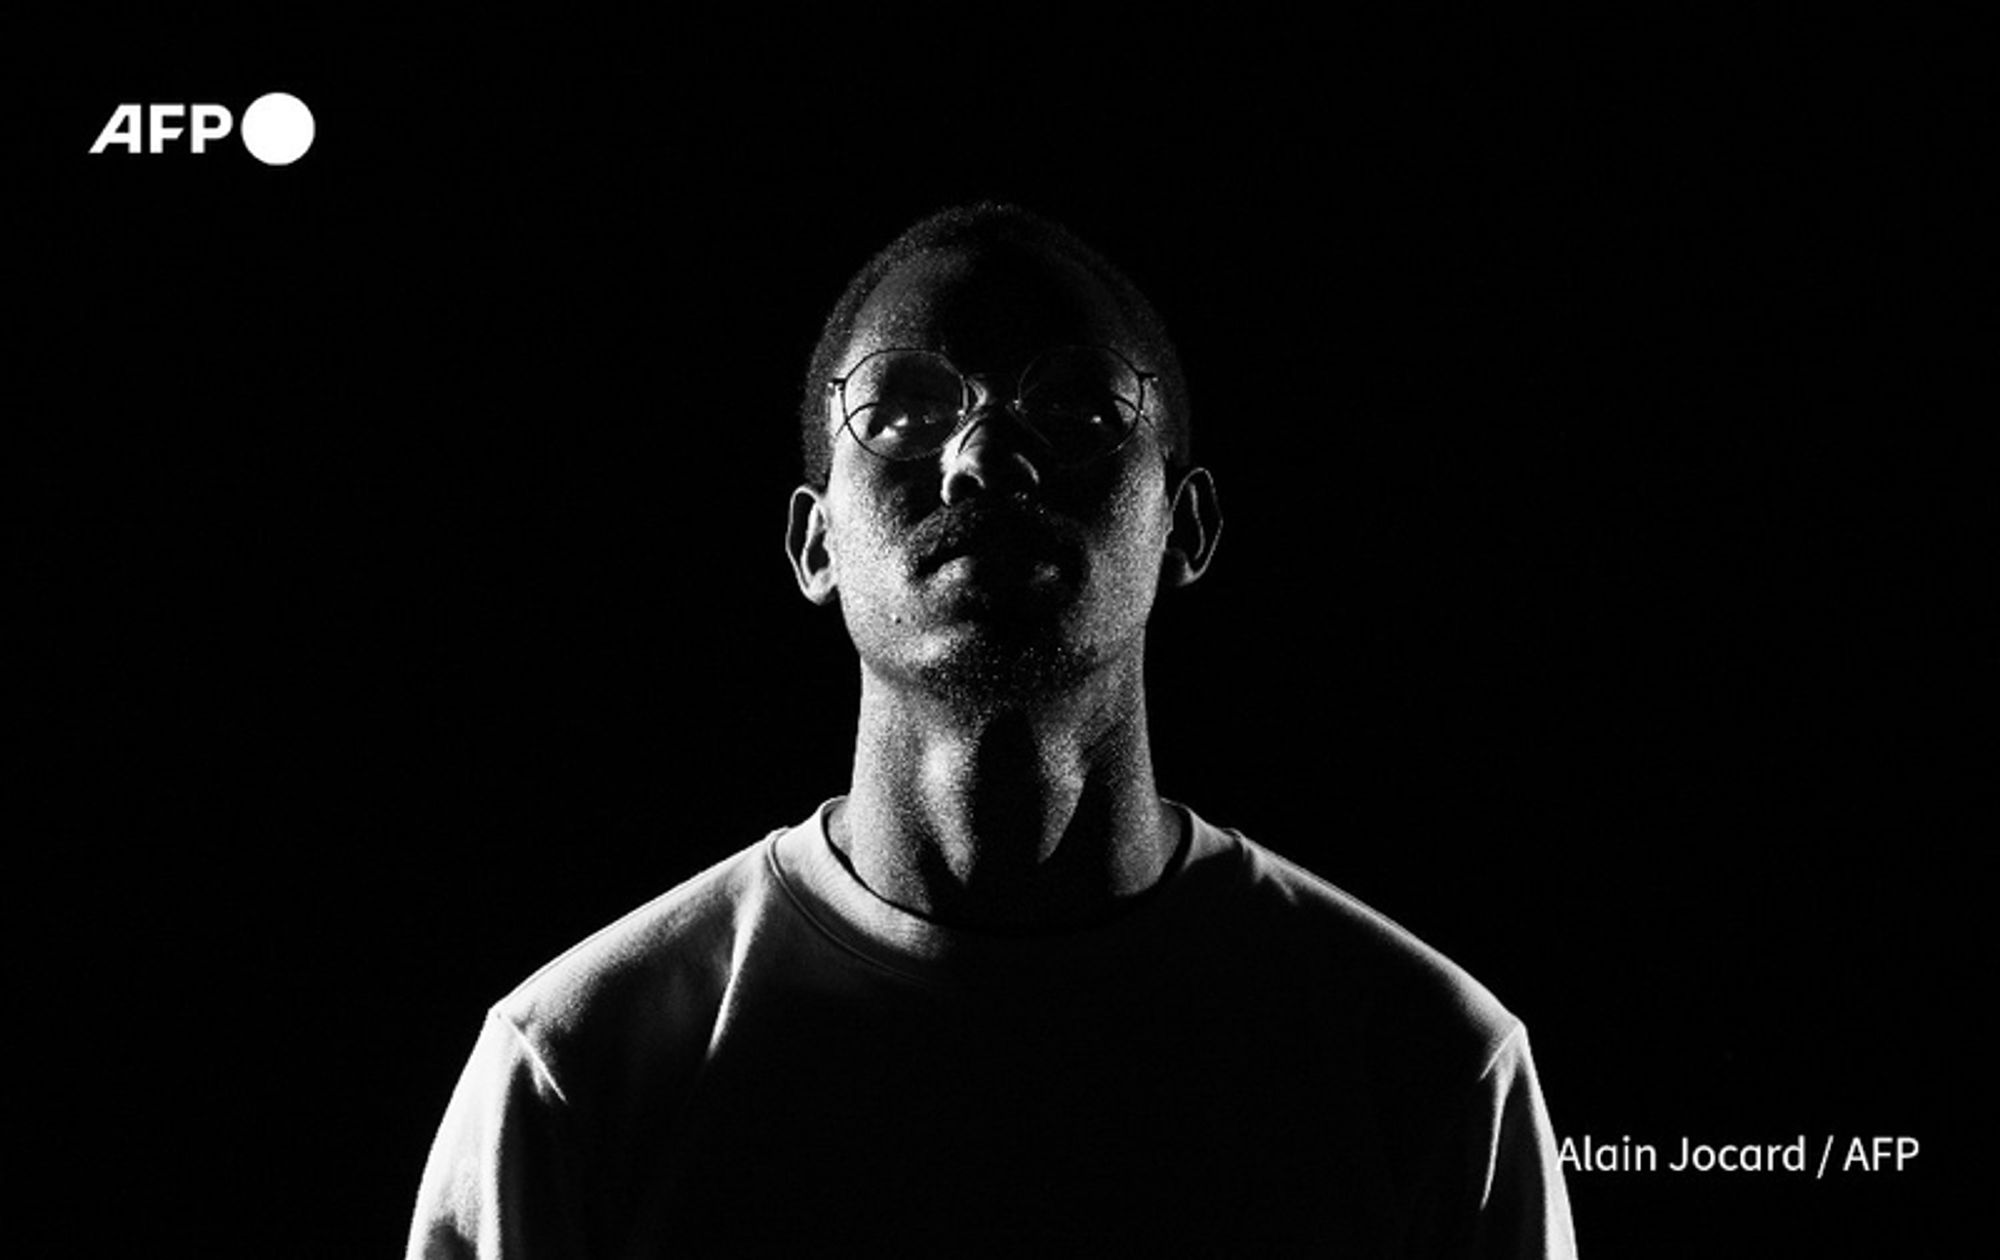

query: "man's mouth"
(911, 504), (1080, 577)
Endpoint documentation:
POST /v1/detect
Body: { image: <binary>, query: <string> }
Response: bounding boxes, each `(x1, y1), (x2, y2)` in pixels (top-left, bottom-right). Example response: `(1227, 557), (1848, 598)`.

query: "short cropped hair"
(798, 203), (1192, 488)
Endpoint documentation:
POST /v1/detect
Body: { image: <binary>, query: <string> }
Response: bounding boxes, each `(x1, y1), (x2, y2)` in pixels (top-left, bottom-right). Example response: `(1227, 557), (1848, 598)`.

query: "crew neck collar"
(768, 797), (1226, 990)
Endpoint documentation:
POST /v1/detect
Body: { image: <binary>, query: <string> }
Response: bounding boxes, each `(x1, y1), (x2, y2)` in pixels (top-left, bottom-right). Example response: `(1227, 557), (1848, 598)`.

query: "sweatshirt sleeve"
(1407, 1024), (1579, 1259)
(405, 1010), (588, 1260)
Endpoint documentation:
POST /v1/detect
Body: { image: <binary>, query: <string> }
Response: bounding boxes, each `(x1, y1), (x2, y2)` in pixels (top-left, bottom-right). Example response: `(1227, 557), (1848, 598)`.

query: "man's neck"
(831, 661), (1180, 934)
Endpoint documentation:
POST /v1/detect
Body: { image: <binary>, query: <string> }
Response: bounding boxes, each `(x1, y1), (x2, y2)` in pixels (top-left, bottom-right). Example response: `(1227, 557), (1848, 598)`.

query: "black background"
(26, 11), (1980, 1256)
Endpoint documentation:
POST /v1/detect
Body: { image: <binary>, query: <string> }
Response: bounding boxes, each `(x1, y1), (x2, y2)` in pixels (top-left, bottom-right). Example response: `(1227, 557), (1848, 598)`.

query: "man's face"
(791, 245), (1195, 700)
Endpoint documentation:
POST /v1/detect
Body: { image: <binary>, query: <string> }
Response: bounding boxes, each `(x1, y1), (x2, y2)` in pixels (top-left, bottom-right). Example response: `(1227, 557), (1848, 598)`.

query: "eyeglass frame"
(825, 343), (1159, 467)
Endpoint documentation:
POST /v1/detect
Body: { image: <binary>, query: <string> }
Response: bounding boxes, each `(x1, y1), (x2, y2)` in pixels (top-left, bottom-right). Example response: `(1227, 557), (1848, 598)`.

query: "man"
(407, 204), (1577, 1257)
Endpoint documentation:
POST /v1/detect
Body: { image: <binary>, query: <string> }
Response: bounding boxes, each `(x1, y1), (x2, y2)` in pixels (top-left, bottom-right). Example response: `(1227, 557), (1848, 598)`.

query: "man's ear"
(787, 485), (839, 605)
(1162, 466), (1221, 589)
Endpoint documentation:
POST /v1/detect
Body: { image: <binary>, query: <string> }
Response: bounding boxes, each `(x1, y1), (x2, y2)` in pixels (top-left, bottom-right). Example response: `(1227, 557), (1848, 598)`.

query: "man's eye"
(1034, 395), (1120, 428)
(860, 399), (954, 442)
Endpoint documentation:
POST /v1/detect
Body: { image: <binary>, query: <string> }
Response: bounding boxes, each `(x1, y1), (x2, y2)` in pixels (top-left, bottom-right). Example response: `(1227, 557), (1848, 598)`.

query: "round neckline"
(767, 797), (1220, 991)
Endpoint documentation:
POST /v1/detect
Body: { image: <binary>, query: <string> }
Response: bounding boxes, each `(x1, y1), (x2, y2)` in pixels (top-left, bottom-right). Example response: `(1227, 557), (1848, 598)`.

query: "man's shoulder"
(1184, 813), (1524, 1070)
(488, 827), (790, 1067)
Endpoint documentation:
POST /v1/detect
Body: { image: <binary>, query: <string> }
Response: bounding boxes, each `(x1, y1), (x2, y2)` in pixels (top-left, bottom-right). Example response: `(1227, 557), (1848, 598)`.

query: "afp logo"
(89, 92), (316, 166)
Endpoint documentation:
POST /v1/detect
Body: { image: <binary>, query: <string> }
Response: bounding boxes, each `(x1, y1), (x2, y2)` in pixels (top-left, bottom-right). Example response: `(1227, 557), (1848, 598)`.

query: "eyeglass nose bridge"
(952, 375), (1059, 455)
(955, 369), (1021, 417)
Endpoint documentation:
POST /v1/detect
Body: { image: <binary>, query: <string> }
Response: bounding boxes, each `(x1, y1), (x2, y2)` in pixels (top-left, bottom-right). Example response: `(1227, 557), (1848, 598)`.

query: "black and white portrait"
(28, 12), (1971, 1257)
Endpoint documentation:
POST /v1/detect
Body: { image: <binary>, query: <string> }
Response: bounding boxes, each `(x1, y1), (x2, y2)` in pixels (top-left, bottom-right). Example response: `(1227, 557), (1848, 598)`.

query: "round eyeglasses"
(827, 345), (1156, 466)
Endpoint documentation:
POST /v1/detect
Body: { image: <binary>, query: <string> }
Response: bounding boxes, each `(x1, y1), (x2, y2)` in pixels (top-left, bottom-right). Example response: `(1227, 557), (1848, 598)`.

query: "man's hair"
(798, 203), (1192, 488)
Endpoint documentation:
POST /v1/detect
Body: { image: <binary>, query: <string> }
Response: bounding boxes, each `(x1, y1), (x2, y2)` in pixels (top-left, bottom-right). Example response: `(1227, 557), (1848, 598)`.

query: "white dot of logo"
(241, 92), (315, 166)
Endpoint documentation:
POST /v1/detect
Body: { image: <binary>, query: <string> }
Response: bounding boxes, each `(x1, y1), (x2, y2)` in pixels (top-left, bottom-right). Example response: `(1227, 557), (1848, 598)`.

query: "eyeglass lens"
(842, 347), (1143, 464)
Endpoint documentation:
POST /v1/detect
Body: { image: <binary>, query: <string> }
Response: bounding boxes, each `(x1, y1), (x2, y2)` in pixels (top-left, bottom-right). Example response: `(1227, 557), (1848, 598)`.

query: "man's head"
(786, 204), (1219, 704)
(797, 204), (1194, 490)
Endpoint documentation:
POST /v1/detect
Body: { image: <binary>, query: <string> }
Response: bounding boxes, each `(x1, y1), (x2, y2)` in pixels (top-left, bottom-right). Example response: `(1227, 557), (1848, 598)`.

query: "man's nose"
(941, 403), (1042, 505)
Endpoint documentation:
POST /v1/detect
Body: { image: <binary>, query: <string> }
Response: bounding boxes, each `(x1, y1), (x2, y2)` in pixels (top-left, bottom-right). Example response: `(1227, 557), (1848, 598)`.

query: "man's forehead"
(841, 245), (1138, 373)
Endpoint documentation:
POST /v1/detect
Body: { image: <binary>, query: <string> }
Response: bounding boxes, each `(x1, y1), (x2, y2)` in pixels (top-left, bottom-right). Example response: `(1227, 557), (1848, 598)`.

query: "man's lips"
(910, 504), (1081, 576)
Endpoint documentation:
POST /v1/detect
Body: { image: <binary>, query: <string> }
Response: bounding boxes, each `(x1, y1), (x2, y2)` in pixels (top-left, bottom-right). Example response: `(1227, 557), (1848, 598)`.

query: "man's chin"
(902, 628), (1097, 707)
